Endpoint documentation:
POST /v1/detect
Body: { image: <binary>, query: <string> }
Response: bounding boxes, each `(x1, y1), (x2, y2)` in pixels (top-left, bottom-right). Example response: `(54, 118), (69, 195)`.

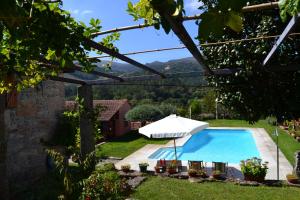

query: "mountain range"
(65, 57), (204, 80)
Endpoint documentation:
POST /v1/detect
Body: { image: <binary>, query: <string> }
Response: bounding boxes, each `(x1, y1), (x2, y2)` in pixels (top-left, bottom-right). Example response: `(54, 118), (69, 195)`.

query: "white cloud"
(81, 10), (93, 16)
(71, 9), (79, 15)
(187, 0), (203, 11)
(69, 9), (93, 17)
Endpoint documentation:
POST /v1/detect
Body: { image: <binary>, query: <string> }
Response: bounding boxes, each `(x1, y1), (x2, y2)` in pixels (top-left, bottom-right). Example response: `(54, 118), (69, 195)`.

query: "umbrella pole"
(173, 139), (177, 160)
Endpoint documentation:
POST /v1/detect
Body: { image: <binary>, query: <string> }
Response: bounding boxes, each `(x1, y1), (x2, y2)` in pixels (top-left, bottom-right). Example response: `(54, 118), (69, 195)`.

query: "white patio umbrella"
(139, 114), (209, 160)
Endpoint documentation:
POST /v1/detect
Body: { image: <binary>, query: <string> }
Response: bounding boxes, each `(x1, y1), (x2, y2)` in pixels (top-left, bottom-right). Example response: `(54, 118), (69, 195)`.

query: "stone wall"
(0, 95), (9, 198)
(3, 80), (64, 189)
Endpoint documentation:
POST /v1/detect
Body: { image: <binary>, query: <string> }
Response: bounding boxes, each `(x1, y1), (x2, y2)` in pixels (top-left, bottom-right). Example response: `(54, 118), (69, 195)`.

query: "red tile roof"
(65, 99), (129, 121)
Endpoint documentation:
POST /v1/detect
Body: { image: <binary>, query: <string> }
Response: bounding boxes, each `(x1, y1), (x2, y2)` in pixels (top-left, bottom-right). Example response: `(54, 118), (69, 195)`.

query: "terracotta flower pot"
(286, 174), (299, 184)
(244, 174), (265, 182)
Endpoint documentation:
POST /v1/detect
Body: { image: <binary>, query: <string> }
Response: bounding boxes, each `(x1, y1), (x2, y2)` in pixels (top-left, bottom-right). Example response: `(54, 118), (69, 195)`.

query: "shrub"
(53, 111), (79, 147)
(240, 157), (268, 182)
(97, 163), (116, 173)
(188, 169), (198, 177)
(125, 104), (163, 123)
(81, 170), (130, 200)
(52, 98), (103, 149)
(139, 162), (149, 167)
(266, 116), (277, 126)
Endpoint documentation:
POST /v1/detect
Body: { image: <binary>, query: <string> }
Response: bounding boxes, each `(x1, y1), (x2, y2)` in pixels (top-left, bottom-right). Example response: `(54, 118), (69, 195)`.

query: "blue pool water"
(149, 129), (260, 163)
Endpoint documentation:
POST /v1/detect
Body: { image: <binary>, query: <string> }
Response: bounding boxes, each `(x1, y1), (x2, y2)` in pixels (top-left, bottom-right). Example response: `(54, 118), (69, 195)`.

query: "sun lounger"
(212, 161), (228, 175)
(188, 160), (205, 171)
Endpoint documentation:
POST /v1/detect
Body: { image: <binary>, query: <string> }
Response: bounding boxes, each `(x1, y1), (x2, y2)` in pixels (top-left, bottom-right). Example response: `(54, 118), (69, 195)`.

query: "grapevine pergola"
(44, 1), (296, 158)
(54, 1), (281, 86)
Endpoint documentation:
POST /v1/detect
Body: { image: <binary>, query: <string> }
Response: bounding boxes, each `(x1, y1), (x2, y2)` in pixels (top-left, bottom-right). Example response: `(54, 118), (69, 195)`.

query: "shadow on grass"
(106, 130), (168, 143)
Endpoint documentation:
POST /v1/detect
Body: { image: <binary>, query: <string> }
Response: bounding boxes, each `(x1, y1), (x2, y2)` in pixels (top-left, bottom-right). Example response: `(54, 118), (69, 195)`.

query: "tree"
(0, 0), (119, 92)
(202, 91), (216, 114)
(189, 99), (202, 117)
(159, 104), (177, 116)
(279, 0), (300, 21)
(202, 3), (300, 122)
(125, 104), (163, 124)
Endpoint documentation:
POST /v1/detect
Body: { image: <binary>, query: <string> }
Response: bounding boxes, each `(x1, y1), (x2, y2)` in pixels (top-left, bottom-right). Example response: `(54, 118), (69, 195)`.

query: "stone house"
(0, 81), (65, 198)
(65, 99), (131, 138)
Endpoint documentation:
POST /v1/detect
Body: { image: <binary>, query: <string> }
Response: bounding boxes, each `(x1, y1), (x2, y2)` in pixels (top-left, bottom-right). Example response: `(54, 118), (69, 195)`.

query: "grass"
(96, 131), (169, 158)
(207, 119), (300, 165)
(132, 176), (300, 200)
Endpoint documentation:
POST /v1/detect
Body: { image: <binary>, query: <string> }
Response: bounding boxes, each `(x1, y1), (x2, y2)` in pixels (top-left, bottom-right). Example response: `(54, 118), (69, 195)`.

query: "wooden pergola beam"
(72, 64), (124, 82)
(84, 38), (166, 78)
(40, 59), (124, 82)
(242, 1), (278, 12)
(49, 76), (86, 85)
(160, 13), (213, 75)
(92, 2), (279, 36)
(263, 13), (300, 66)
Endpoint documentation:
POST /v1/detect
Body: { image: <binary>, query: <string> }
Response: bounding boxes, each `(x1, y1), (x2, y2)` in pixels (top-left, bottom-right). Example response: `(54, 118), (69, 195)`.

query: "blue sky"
(63, 0), (202, 64)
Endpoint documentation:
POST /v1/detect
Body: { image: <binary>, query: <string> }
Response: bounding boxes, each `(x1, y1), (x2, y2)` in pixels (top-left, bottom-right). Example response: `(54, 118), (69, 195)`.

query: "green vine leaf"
(279, 0), (300, 22)
(226, 12), (243, 33)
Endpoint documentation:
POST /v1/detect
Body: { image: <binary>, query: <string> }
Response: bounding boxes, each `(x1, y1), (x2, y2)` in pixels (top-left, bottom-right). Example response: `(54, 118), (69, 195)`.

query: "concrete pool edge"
(115, 127), (293, 180)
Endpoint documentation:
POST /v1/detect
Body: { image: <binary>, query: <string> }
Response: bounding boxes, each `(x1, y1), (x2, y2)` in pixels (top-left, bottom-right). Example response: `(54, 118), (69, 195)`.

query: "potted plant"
(286, 174), (299, 184)
(188, 169), (198, 177)
(198, 170), (208, 178)
(212, 170), (222, 179)
(240, 158), (268, 182)
(139, 162), (149, 173)
(121, 164), (131, 173)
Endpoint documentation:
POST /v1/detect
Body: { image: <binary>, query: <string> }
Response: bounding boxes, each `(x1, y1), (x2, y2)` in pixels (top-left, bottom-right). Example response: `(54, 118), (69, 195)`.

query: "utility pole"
(276, 128), (279, 180)
(273, 127), (279, 180)
(215, 98), (218, 120)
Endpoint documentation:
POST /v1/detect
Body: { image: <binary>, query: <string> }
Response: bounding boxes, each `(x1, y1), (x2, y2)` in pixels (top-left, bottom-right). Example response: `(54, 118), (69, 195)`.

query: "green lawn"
(207, 119), (300, 165)
(96, 131), (169, 158)
(132, 176), (300, 200)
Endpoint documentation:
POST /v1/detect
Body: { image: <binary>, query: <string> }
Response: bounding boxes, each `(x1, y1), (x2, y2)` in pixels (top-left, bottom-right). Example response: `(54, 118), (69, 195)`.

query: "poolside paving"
(115, 128), (293, 180)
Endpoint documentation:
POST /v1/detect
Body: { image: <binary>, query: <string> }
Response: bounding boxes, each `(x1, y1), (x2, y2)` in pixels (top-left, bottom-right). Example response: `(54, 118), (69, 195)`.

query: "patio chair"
(165, 160), (183, 173)
(212, 161), (228, 175)
(155, 159), (167, 173)
(188, 160), (205, 171)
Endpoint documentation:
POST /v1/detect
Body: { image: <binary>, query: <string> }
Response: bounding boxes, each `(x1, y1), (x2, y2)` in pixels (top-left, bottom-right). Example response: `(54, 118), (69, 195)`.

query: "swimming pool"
(148, 129), (261, 163)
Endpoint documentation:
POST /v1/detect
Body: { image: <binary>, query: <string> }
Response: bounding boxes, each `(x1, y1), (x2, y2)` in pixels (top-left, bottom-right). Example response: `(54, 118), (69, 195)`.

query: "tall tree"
(202, 3), (300, 122)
